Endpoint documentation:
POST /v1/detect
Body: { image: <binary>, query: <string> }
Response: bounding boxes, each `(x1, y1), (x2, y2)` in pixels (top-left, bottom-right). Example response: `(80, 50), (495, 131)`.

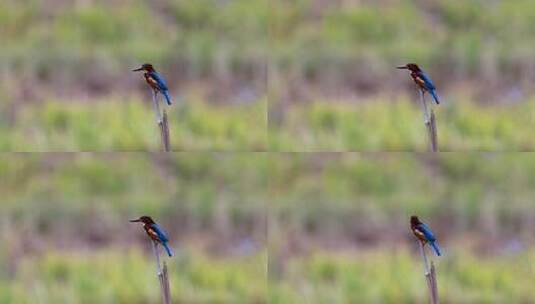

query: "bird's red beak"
(132, 67), (144, 72)
(397, 66), (408, 69)
(130, 218), (141, 222)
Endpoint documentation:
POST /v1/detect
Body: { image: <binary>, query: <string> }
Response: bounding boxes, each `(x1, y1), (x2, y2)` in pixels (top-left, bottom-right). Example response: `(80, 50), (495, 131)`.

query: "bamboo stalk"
(161, 262), (171, 304)
(419, 89), (430, 124)
(418, 241), (439, 304)
(151, 90), (171, 151)
(418, 241), (430, 275)
(152, 90), (163, 124)
(159, 110), (171, 152)
(429, 262), (439, 304)
(426, 110), (438, 152)
(151, 241), (171, 304)
(419, 90), (438, 152)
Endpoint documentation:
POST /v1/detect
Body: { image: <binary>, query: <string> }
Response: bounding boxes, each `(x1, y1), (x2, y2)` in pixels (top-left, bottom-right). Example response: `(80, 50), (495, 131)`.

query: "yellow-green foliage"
(268, 153), (535, 235)
(0, 154), (268, 303)
(269, 250), (535, 304)
(271, 0), (535, 81)
(269, 97), (535, 151)
(0, 0), (267, 85)
(0, 153), (267, 234)
(0, 250), (266, 304)
(0, 97), (266, 151)
(267, 153), (535, 303)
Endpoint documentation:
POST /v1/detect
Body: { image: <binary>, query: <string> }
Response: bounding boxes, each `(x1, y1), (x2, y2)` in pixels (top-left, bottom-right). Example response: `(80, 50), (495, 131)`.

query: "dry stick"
(161, 261), (171, 304)
(152, 90), (163, 124)
(418, 242), (439, 304)
(428, 111), (438, 152)
(430, 262), (439, 304)
(151, 91), (171, 151)
(419, 90), (438, 152)
(159, 110), (171, 152)
(151, 241), (171, 304)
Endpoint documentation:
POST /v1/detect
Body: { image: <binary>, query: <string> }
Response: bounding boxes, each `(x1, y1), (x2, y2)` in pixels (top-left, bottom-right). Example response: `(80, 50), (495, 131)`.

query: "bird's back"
(418, 71), (436, 90)
(149, 223), (170, 242)
(148, 71), (169, 91)
(417, 223), (436, 242)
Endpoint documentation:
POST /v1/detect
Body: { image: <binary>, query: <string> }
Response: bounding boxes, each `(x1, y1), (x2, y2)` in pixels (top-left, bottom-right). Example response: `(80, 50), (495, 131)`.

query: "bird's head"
(132, 63), (155, 72)
(410, 215), (420, 226)
(397, 63), (421, 72)
(130, 215), (155, 225)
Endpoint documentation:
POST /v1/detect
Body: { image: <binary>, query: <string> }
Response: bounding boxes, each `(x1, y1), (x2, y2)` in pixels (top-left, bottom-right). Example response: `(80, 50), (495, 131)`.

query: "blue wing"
(418, 72), (436, 90)
(417, 223), (436, 242)
(150, 223), (169, 242)
(148, 71), (169, 91)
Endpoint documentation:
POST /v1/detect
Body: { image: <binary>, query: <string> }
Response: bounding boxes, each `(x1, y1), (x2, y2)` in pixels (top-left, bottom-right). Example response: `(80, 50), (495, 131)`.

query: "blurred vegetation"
(269, 97), (535, 151)
(270, 250), (535, 304)
(0, 0), (268, 151)
(0, 97), (266, 151)
(268, 153), (535, 302)
(4, 0), (535, 150)
(270, 0), (535, 100)
(267, 0), (535, 150)
(0, 250), (266, 304)
(0, 0), (267, 98)
(0, 154), (267, 303)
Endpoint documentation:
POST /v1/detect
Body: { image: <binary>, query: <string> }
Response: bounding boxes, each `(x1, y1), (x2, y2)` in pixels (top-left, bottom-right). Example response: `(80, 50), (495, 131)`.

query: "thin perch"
(159, 110), (170, 152)
(151, 91), (171, 151)
(427, 111), (438, 152)
(419, 90), (430, 124)
(418, 241), (439, 304)
(429, 262), (439, 304)
(152, 90), (163, 124)
(161, 262), (171, 304)
(419, 90), (438, 152)
(152, 241), (171, 304)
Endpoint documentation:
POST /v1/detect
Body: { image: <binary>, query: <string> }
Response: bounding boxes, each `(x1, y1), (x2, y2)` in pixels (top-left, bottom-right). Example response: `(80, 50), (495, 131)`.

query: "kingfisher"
(397, 63), (440, 104)
(133, 63), (172, 105)
(130, 216), (173, 257)
(410, 215), (441, 256)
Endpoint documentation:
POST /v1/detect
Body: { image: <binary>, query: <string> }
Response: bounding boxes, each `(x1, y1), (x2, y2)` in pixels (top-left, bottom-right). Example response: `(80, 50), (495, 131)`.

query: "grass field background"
(1, 0), (535, 302)
(3, 0), (535, 150)
(269, 97), (535, 151)
(1, 0), (267, 151)
(0, 97), (266, 151)
(268, 153), (535, 303)
(269, 0), (535, 151)
(0, 154), (267, 303)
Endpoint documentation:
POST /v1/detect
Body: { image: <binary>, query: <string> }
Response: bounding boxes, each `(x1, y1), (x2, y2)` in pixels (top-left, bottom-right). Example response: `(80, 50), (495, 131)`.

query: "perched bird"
(410, 215), (441, 256)
(130, 216), (173, 257)
(397, 63), (440, 104)
(133, 63), (172, 105)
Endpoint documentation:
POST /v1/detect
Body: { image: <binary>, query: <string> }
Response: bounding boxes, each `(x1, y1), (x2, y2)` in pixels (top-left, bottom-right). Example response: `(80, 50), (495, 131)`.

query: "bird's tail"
(429, 90), (440, 104)
(162, 242), (173, 257)
(162, 90), (172, 106)
(430, 241), (441, 256)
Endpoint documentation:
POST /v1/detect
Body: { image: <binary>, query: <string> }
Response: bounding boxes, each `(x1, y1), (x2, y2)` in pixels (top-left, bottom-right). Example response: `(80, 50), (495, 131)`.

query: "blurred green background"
(0, 153), (267, 303)
(269, 0), (535, 151)
(4, 0), (535, 151)
(268, 153), (535, 303)
(0, 0), (267, 151)
(1, 154), (534, 303)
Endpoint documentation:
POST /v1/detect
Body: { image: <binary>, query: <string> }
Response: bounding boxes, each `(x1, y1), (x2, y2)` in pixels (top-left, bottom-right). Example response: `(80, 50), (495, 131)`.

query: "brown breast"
(144, 73), (159, 90)
(412, 228), (427, 242)
(143, 224), (160, 242)
(410, 72), (427, 90)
